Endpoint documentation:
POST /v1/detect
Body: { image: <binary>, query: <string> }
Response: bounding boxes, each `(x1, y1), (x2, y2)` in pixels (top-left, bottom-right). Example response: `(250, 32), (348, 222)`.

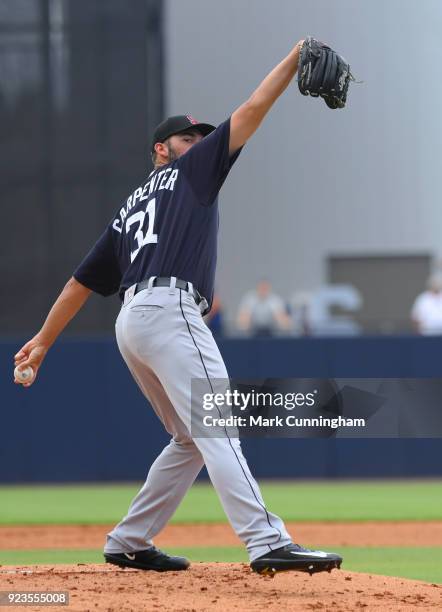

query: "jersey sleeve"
(269, 295), (285, 314)
(73, 225), (122, 297)
(411, 294), (426, 318)
(178, 117), (242, 205)
(238, 292), (256, 313)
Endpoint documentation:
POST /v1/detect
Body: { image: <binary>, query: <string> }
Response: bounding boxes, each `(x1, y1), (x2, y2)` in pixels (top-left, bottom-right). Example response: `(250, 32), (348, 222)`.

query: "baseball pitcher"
(14, 38), (349, 576)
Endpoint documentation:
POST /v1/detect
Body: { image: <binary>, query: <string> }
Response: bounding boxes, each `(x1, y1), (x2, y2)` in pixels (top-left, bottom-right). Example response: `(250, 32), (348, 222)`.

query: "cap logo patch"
(186, 115), (198, 125)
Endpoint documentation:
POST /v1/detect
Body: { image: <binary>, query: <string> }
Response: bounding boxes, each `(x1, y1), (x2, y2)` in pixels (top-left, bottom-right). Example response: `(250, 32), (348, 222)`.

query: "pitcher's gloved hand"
(298, 36), (355, 109)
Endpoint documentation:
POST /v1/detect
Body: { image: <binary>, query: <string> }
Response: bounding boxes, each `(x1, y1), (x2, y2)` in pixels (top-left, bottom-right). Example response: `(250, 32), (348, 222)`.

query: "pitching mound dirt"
(0, 563), (441, 611)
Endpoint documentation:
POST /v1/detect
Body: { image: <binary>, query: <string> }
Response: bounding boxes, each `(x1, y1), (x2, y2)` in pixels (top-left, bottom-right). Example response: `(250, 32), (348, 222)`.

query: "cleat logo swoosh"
(290, 551), (328, 558)
(125, 553), (136, 560)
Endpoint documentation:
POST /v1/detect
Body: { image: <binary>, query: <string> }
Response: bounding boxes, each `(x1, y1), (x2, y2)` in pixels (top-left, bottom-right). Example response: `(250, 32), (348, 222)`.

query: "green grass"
(329, 547), (442, 584)
(1, 547), (441, 584)
(0, 481), (441, 525)
(0, 549), (104, 566)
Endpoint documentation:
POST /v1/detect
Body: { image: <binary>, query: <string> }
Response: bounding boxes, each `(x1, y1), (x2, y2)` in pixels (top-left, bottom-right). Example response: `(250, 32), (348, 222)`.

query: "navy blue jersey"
(73, 118), (242, 310)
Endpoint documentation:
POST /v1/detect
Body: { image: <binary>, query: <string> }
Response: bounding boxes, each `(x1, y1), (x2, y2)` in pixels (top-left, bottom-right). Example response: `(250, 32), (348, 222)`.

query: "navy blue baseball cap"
(151, 114), (216, 152)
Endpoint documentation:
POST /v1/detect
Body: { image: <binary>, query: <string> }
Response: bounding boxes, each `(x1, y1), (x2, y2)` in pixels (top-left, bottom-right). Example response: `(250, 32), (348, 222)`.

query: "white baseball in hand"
(14, 365), (34, 384)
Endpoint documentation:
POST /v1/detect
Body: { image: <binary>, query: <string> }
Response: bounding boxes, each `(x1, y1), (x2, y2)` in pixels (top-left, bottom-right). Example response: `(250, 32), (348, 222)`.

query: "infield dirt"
(1, 521), (442, 549)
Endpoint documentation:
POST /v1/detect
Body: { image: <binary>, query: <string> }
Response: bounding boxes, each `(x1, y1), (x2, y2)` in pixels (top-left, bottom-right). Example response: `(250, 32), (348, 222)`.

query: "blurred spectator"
(411, 274), (442, 335)
(237, 280), (291, 336)
(204, 293), (224, 337)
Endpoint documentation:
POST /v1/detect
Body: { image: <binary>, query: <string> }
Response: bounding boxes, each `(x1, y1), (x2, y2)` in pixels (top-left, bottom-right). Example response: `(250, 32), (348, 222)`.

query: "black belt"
(135, 277), (205, 308)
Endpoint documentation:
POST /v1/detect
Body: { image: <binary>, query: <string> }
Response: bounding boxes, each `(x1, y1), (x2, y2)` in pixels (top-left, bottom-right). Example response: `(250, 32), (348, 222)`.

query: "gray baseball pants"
(104, 278), (292, 561)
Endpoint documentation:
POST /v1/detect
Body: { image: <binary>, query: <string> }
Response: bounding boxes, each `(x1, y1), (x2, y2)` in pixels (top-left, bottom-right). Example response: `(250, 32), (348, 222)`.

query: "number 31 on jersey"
(126, 198), (158, 263)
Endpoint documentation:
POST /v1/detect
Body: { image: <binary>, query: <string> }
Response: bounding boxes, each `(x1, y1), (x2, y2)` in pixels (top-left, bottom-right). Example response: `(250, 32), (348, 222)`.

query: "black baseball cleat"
(250, 543), (342, 577)
(104, 546), (190, 572)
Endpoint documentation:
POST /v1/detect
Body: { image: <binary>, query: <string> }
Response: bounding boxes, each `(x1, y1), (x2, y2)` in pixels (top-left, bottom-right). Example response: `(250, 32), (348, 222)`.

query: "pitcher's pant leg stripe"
(179, 290), (281, 551)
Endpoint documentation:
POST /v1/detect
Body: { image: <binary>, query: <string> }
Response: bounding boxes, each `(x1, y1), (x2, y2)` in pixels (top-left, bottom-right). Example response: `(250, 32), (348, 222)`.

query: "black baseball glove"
(298, 37), (354, 109)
